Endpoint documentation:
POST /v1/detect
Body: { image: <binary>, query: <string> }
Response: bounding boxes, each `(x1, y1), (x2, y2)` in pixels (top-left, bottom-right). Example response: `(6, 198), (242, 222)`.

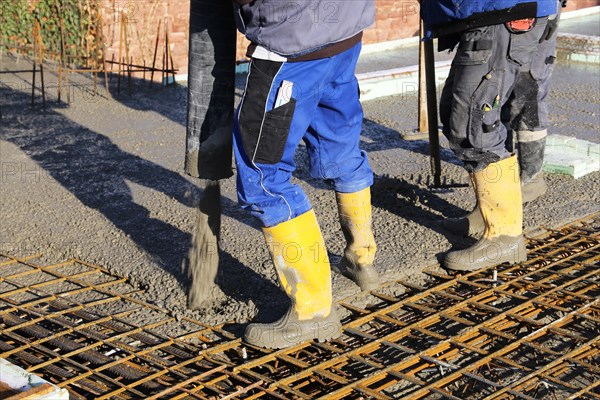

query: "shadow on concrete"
(1, 59), (469, 323)
(0, 82), (281, 313)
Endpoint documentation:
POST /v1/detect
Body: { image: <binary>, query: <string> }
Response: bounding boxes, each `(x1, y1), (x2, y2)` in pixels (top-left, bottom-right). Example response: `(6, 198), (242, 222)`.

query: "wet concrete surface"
(547, 62), (600, 143)
(560, 13), (600, 36)
(1, 53), (598, 330)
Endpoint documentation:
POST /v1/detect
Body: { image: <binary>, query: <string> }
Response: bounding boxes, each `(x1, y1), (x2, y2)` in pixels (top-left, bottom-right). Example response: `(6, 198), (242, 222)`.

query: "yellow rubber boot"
(444, 134), (549, 239)
(445, 155), (527, 271)
(336, 188), (379, 291)
(441, 175), (484, 238)
(244, 210), (341, 349)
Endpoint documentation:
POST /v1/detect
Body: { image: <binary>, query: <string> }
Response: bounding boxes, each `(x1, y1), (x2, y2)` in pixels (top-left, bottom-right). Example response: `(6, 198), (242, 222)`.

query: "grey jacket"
(234, 0), (375, 58)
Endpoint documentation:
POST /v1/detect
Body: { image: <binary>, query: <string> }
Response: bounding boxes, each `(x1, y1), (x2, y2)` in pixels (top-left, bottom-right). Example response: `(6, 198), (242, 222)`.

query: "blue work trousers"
(233, 42), (373, 227)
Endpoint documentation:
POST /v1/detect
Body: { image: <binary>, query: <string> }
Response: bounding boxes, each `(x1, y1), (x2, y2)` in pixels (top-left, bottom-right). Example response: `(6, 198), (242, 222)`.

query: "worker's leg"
(438, 26), (510, 239)
(440, 23), (538, 270)
(302, 43), (378, 290)
(233, 56), (345, 348)
(234, 58), (313, 227)
(445, 19), (558, 239)
(441, 25), (516, 171)
(508, 28), (557, 202)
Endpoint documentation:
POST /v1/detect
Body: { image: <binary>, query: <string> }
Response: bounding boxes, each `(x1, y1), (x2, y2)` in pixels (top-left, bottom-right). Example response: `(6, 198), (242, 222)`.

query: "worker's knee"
(234, 149), (311, 227)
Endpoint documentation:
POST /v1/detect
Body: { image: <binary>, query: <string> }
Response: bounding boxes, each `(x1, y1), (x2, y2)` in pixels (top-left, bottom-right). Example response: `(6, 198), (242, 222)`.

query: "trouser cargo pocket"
(249, 98), (296, 164)
(468, 69), (503, 150)
(238, 59), (297, 165)
(529, 36), (556, 81)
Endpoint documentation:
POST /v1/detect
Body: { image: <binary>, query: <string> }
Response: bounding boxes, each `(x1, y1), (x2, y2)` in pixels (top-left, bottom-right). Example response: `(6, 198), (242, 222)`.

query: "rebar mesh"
(1, 214), (598, 399)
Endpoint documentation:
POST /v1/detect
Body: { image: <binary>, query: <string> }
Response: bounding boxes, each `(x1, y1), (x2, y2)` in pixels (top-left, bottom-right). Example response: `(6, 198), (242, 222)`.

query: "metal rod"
(423, 32), (442, 187)
(162, 22), (166, 86)
(418, 19), (428, 133)
(117, 12), (124, 97)
(150, 20), (161, 87)
(123, 13), (131, 96)
(31, 23), (37, 108)
(97, 12), (110, 98)
(39, 48), (46, 109)
(106, 60), (175, 72)
(59, 9), (70, 104)
(128, 56), (132, 96)
(165, 19), (176, 86)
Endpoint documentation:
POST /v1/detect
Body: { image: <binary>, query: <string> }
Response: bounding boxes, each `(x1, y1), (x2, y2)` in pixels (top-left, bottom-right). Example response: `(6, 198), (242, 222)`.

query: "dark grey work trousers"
(440, 18), (557, 172)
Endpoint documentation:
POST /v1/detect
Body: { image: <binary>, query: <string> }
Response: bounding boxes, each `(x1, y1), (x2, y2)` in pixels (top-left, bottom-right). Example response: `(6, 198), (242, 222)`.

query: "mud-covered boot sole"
(244, 308), (342, 349)
(444, 235), (527, 271)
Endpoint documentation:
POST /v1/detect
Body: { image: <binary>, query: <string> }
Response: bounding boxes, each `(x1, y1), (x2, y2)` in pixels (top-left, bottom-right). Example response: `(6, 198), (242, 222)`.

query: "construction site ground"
(1, 35), (599, 398)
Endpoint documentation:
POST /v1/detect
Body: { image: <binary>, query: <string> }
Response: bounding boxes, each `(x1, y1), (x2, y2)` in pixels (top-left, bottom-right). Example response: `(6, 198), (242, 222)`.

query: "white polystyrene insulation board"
(544, 134), (600, 178)
(1, 358), (69, 399)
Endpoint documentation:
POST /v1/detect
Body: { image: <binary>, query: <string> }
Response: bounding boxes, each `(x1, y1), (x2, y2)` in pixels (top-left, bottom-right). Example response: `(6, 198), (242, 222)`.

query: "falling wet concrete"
(186, 180), (221, 310)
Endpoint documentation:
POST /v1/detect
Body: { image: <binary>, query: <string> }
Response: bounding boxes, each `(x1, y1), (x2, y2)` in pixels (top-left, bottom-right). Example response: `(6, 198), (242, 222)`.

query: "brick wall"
(101, 0), (600, 78)
(100, 0), (190, 76)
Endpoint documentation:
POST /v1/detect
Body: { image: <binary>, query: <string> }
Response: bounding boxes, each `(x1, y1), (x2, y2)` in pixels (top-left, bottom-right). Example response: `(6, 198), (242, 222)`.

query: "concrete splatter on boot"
(445, 155), (527, 271)
(244, 210), (342, 349)
(517, 130), (547, 203)
(336, 188), (379, 291)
